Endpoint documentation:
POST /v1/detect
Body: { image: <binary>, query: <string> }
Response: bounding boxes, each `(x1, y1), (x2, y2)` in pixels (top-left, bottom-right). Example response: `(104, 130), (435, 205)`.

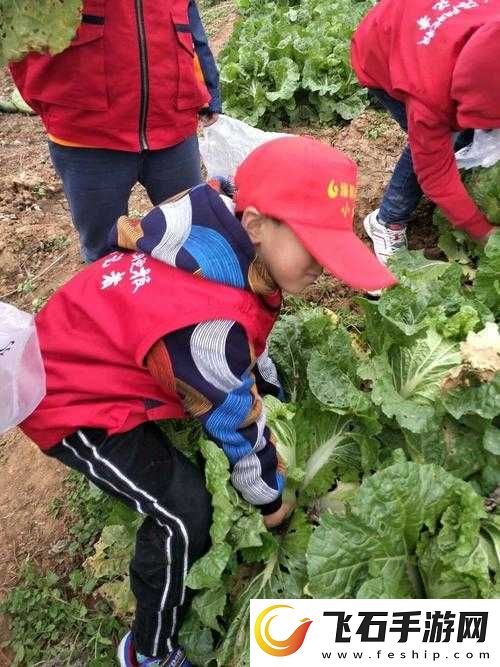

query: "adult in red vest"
(10, 0), (221, 262)
(351, 0), (499, 266)
(20, 138), (396, 666)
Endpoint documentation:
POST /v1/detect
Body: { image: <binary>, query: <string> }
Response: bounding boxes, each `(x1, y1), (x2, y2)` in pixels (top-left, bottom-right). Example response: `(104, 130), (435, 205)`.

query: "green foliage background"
(434, 164), (500, 282)
(219, 0), (375, 128)
(0, 0), (82, 65)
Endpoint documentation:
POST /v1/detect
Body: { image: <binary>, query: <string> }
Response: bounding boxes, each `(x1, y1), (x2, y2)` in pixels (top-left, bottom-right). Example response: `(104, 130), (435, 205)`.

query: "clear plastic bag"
(456, 129), (500, 170)
(199, 114), (291, 179)
(0, 301), (46, 434)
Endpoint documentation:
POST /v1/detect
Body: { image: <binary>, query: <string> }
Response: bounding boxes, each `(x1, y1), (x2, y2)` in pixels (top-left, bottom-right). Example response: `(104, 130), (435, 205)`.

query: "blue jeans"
(49, 135), (202, 262)
(369, 89), (474, 226)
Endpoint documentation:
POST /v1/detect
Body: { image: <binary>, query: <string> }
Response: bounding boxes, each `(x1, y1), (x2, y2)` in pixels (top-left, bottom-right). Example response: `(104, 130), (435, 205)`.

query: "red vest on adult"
(9, 0), (210, 151)
(21, 252), (278, 450)
(351, 0), (500, 239)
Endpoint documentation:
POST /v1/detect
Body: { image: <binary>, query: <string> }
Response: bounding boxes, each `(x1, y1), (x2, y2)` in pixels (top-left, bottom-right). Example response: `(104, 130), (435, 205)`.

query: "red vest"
(9, 0), (210, 151)
(21, 251), (278, 449)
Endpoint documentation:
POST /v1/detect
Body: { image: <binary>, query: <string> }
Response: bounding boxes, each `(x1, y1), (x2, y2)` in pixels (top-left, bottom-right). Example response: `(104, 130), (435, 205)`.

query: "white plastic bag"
(456, 129), (500, 170)
(199, 114), (291, 179)
(0, 301), (46, 433)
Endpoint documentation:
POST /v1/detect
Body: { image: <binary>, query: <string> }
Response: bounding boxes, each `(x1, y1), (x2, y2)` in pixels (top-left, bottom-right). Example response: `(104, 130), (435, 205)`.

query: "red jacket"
(20, 251), (277, 449)
(9, 0), (214, 152)
(351, 0), (500, 238)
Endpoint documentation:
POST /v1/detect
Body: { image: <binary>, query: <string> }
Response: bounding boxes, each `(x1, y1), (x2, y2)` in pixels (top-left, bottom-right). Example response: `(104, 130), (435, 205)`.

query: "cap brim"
(287, 220), (398, 291)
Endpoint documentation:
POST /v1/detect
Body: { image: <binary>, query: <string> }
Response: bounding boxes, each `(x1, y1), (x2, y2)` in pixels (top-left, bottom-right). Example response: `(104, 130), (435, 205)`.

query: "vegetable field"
(218, 0), (375, 127)
(0, 1), (499, 666)
(82, 240), (500, 666)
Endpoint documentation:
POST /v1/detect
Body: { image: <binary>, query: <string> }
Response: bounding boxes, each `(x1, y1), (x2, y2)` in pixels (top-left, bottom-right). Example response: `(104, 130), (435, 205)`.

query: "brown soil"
(210, 4), (238, 55)
(0, 432), (70, 592)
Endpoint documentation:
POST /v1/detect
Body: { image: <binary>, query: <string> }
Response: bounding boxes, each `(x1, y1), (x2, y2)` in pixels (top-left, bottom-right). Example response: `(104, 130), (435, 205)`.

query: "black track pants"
(47, 422), (212, 658)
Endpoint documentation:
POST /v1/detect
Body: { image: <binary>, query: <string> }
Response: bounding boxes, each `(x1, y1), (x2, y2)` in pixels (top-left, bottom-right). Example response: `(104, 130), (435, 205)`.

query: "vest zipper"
(134, 0), (150, 151)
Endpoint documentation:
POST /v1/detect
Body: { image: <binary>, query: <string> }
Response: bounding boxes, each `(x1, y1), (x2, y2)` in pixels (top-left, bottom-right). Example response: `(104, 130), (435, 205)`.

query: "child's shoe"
(363, 209), (407, 265)
(118, 631), (193, 667)
(363, 209), (407, 296)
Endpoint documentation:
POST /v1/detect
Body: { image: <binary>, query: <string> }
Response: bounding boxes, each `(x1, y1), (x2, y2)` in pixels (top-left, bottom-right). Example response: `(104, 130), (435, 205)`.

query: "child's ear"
(242, 207), (265, 243)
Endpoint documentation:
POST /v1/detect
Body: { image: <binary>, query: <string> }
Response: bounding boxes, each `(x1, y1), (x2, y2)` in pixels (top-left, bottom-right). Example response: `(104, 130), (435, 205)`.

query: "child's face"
(242, 208), (323, 294)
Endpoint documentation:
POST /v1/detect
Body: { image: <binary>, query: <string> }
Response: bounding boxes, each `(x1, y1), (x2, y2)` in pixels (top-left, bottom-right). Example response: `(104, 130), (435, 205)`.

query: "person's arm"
(407, 100), (493, 240)
(188, 0), (222, 118)
(254, 345), (285, 401)
(146, 321), (285, 515)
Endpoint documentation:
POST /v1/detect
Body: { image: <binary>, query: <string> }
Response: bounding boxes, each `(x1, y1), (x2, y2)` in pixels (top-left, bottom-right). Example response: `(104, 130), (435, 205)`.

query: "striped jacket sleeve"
(254, 345), (285, 402)
(146, 320), (285, 514)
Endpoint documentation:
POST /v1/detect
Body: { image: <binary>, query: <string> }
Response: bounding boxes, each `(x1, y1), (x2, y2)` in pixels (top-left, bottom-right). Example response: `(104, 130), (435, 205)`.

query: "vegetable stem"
(406, 558), (426, 599)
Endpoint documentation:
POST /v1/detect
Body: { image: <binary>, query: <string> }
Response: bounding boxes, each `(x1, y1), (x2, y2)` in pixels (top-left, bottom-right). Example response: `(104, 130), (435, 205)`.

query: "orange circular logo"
(254, 604), (313, 657)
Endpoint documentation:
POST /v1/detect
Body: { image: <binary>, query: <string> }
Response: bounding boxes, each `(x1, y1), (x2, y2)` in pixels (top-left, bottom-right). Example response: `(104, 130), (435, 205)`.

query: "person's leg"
(369, 89), (423, 226)
(48, 143), (139, 262)
(379, 130), (473, 225)
(139, 134), (202, 206)
(378, 144), (423, 225)
(362, 90), (418, 273)
(370, 93), (474, 227)
(46, 423), (211, 660)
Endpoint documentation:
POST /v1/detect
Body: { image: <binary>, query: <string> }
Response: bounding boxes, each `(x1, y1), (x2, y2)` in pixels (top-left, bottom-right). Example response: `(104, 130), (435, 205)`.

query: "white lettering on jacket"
(416, 0), (482, 46)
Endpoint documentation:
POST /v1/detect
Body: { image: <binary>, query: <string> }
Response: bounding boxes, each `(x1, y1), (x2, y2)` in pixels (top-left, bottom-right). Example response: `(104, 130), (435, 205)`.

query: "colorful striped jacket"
(110, 182), (286, 513)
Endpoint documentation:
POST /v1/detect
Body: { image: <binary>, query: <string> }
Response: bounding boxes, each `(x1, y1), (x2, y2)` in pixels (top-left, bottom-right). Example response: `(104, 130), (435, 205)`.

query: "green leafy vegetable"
(433, 165), (500, 275)
(474, 232), (500, 315)
(219, 0), (375, 128)
(307, 462), (494, 599)
(1, 0), (82, 66)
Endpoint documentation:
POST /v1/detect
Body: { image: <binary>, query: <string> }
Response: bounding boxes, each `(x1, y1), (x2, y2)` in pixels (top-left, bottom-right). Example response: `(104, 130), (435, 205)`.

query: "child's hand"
(478, 230), (496, 245)
(264, 502), (294, 529)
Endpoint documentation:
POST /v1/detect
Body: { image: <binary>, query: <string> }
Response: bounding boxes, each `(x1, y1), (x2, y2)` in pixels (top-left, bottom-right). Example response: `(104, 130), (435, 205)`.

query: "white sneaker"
(363, 209), (407, 266)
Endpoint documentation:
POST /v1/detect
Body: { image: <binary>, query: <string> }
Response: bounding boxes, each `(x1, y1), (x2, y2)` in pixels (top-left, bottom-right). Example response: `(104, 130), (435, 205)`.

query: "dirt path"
(0, 432), (69, 590)
(211, 12), (238, 54)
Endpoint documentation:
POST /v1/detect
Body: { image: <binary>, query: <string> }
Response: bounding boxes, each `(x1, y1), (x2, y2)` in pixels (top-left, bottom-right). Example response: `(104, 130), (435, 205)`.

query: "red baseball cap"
(234, 136), (398, 291)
